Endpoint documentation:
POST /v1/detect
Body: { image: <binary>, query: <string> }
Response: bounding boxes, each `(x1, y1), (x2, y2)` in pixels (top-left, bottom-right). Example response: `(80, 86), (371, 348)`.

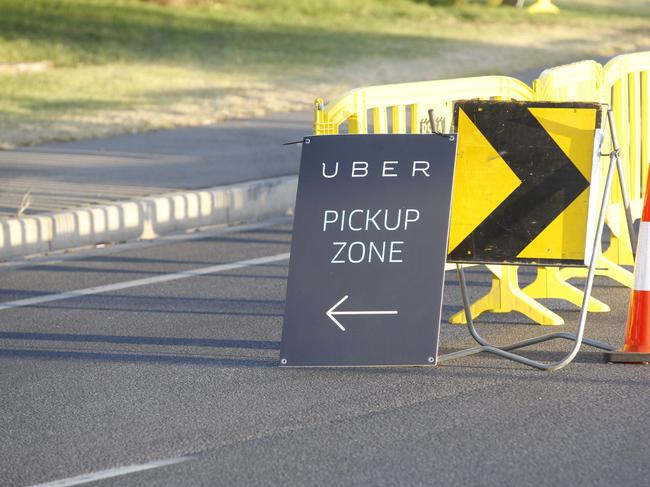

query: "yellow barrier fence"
(313, 75), (570, 326)
(312, 53), (650, 326)
(533, 60), (602, 102)
(450, 56), (650, 324)
(313, 76), (533, 136)
(448, 61), (612, 326)
(560, 52), (650, 287)
(601, 52), (649, 266)
(519, 61), (613, 315)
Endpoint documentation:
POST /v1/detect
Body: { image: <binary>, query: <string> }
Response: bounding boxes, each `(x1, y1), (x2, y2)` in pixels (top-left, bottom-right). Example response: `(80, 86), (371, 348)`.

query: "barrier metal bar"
(438, 108), (622, 371)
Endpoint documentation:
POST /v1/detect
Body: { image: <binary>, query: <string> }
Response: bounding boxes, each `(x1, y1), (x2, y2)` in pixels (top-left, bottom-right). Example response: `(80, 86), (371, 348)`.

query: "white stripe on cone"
(634, 221), (650, 291)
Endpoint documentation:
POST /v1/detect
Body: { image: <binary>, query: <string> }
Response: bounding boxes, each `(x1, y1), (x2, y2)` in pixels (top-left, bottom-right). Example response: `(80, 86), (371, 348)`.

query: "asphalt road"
(1, 219), (648, 487)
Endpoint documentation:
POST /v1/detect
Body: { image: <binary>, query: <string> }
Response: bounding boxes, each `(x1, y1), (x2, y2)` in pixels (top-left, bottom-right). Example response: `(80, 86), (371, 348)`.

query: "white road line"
(27, 456), (193, 487)
(0, 252), (290, 311)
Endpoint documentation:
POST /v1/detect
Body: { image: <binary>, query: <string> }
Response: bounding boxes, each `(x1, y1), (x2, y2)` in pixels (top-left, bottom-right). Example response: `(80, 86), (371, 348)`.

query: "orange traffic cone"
(605, 176), (650, 364)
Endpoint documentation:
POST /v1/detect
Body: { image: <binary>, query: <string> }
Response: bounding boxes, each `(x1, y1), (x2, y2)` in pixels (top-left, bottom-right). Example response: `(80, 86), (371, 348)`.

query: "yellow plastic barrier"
(602, 52), (650, 266)
(517, 61), (613, 314)
(457, 55), (650, 324)
(313, 76), (533, 136)
(312, 54), (650, 326)
(313, 76), (573, 326)
(533, 60), (602, 102)
(450, 61), (610, 326)
(465, 54), (650, 325)
(561, 52), (650, 286)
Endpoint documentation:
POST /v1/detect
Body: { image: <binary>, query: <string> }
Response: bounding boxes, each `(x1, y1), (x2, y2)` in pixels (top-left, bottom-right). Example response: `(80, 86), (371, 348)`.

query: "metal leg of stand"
(438, 135), (619, 371)
(607, 109), (638, 257)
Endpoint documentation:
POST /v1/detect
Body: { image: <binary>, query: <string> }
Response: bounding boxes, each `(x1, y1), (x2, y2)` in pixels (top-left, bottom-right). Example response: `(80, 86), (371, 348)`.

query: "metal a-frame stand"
(437, 108), (634, 371)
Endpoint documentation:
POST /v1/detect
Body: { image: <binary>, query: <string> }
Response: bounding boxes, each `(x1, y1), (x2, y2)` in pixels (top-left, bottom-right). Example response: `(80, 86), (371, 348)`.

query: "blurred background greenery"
(0, 0), (648, 147)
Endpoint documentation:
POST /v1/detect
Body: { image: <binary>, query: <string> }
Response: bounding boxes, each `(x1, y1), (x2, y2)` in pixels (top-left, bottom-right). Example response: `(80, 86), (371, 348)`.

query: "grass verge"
(1, 0), (649, 147)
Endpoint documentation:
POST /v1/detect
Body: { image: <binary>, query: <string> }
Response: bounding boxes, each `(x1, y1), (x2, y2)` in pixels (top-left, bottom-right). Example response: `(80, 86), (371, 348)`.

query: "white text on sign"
(320, 159), (430, 264)
(321, 160), (431, 178)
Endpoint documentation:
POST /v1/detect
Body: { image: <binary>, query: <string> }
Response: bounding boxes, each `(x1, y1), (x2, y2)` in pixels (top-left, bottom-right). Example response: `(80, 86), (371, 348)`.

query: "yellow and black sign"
(448, 100), (603, 266)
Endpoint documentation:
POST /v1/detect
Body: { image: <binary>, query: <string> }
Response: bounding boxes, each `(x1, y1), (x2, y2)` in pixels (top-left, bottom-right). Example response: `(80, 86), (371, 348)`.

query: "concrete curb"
(0, 175), (298, 260)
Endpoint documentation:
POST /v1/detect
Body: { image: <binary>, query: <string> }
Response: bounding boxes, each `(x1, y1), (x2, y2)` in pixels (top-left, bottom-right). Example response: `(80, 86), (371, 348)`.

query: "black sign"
(280, 134), (456, 366)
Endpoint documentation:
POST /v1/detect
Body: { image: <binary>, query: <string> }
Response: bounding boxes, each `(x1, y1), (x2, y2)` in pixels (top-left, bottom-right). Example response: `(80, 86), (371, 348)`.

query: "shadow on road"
(0, 347), (276, 368)
(0, 331), (280, 367)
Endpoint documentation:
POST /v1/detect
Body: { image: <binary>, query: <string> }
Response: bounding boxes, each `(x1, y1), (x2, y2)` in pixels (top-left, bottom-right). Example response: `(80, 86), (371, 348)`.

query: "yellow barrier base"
(560, 255), (633, 288)
(523, 267), (610, 312)
(449, 265), (564, 326)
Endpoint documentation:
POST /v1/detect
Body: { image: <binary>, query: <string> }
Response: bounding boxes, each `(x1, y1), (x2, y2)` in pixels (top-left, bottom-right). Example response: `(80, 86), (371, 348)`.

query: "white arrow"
(326, 295), (398, 332)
